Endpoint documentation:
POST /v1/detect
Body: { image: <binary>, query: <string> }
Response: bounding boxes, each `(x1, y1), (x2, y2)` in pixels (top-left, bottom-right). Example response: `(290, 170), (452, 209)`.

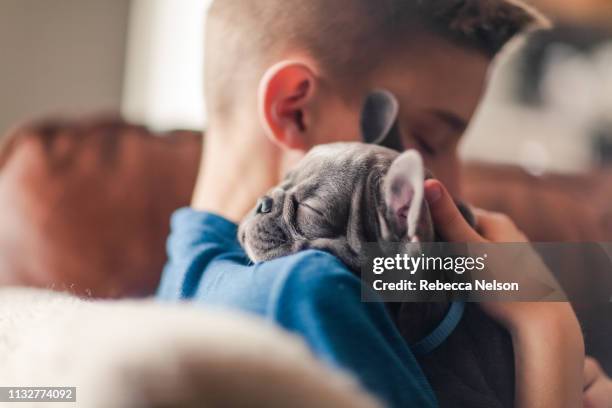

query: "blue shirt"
(158, 208), (446, 407)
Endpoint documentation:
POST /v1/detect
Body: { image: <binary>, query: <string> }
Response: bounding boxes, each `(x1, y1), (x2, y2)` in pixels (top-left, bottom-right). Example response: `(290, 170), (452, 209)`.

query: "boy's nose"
(256, 196), (274, 214)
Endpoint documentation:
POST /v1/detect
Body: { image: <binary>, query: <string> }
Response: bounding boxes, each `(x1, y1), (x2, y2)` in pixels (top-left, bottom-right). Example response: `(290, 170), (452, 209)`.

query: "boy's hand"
(424, 178), (527, 244)
(425, 178), (585, 408)
(584, 357), (612, 408)
(424, 178), (570, 326)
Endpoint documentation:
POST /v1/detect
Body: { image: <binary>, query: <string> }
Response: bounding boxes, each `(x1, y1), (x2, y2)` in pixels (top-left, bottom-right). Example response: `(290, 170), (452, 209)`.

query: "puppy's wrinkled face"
(239, 143), (434, 271)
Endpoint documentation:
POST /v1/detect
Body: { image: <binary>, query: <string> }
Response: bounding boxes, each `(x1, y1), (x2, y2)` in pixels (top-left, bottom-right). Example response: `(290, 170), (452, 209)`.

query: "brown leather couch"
(1, 116), (611, 370)
(0, 117), (201, 297)
(463, 163), (612, 242)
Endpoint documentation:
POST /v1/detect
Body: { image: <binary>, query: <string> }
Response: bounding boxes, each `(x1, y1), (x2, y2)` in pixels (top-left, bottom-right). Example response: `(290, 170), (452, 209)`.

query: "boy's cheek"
(309, 97), (362, 145)
(325, 116), (362, 144)
(423, 152), (461, 197)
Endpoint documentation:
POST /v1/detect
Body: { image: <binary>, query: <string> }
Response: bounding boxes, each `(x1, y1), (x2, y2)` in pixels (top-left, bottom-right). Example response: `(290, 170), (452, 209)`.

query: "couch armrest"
(0, 116), (202, 297)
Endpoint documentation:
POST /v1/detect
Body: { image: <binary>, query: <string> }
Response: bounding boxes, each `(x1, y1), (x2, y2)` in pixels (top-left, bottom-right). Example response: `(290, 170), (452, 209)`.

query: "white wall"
(0, 0), (130, 134)
(122, 0), (211, 131)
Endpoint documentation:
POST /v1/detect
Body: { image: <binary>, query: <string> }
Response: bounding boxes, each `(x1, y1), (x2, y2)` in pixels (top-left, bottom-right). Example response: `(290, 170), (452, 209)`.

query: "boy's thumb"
(424, 179), (484, 243)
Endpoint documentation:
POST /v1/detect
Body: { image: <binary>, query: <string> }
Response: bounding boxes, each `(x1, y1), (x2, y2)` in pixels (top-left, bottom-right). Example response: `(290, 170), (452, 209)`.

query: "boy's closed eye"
(401, 109), (467, 157)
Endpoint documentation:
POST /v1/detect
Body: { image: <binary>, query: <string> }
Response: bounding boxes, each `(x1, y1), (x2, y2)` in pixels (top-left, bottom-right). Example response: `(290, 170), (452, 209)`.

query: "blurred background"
(463, 0), (612, 174)
(0, 0), (206, 133)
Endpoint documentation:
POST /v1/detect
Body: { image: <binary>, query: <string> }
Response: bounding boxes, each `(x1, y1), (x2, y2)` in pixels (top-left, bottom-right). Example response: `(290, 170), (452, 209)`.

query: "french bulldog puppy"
(239, 91), (514, 408)
(239, 142), (431, 271)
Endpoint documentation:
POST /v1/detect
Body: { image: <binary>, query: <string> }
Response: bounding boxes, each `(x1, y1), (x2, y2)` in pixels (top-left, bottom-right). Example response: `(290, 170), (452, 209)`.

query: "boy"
(159, 0), (587, 406)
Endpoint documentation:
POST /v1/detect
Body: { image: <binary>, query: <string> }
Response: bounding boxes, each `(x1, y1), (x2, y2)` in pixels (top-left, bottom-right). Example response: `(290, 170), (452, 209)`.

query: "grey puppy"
(239, 143), (431, 270)
(239, 91), (514, 408)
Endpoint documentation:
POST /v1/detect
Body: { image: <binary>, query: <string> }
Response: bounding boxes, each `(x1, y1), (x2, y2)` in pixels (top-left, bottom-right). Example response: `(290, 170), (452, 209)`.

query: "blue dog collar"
(411, 301), (465, 355)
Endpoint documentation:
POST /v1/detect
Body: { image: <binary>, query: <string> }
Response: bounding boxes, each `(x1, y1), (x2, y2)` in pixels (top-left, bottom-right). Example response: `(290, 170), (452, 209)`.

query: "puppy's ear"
(361, 90), (404, 152)
(382, 150), (425, 241)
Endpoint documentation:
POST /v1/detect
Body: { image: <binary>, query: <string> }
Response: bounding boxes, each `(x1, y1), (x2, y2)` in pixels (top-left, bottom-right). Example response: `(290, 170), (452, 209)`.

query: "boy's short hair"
(205, 0), (548, 123)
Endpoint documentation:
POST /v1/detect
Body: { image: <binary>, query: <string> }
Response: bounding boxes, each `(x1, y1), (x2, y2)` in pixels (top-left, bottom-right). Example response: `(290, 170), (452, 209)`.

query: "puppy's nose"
(256, 196), (274, 214)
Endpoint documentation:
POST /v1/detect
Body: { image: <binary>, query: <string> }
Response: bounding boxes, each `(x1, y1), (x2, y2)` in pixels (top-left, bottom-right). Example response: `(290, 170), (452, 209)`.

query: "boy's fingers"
(424, 179), (483, 243)
(473, 208), (528, 243)
(584, 373), (612, 408)
(584, 357), (602, 390)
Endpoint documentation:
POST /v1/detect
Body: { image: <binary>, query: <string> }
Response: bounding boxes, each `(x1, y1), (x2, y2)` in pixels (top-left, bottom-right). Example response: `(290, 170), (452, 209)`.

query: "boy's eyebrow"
(428, 109), (468, 133)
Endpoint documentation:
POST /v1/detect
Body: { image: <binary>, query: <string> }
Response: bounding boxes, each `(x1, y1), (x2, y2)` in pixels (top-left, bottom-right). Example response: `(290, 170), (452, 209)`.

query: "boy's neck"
(191, 129), (294, 224)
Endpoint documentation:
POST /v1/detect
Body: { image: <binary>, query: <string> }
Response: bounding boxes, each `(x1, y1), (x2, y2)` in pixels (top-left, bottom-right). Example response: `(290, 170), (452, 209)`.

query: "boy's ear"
(383, 150), (425, 240)
(258, 61), (317, 151)
(361, 90), (404, 152)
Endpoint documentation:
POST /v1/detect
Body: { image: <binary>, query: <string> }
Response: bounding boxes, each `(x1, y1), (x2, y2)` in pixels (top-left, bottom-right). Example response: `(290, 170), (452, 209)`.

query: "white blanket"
(0, 288), (381, 408)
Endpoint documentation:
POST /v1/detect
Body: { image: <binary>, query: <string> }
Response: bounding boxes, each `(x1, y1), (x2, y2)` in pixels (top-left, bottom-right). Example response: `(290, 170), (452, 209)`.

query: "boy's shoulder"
(236, 249), (362, 314)
(161, 208), (361, 310)
(257, 249), (361, 305)
(181, 247), (364, 318)
(262, 249), (354, 282)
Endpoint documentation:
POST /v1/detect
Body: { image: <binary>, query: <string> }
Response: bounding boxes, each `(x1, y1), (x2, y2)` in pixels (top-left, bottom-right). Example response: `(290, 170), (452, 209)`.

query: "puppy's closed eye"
(296, 199), (345, 239)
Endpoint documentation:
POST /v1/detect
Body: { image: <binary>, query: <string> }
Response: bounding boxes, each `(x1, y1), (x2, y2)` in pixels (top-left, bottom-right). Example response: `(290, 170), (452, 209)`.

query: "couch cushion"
(0, 117), (201, 297)
(0, 288), (381, 408)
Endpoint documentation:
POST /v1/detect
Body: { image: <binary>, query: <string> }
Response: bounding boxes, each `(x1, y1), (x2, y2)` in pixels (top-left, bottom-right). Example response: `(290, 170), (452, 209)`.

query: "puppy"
(240, 142), (431, 270)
